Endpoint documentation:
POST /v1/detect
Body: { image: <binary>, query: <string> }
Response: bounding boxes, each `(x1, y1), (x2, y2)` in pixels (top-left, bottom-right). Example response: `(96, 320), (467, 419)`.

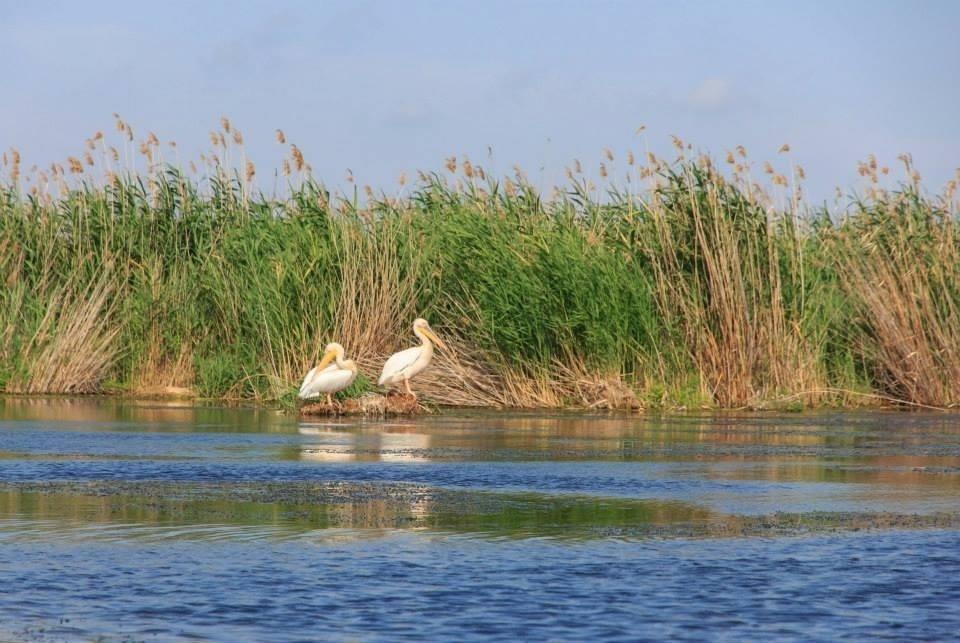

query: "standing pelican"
(378, 318), (447, 398)
(298, 342), (358, 405)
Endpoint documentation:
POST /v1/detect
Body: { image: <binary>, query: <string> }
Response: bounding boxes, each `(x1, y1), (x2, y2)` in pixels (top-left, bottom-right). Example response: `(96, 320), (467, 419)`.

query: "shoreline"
(3, 386), (949, 416)
(0, 389), (940, 414)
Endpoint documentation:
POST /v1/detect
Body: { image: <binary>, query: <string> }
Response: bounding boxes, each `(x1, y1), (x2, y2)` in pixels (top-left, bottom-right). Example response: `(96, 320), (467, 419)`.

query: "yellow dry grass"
(643, 167), (824, 407)
(839, 210), (960, 407)
(8, 269), (123, 394)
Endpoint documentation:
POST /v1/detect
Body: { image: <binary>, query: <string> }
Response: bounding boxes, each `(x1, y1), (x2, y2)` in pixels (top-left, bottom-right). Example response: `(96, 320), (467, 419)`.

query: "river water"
(1, 398), (958, 641)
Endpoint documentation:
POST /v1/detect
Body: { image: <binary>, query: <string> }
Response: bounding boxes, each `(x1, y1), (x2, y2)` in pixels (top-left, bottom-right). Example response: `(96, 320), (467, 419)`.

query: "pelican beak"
(424, 329), (448, 351)
(316, 350), (336, 370)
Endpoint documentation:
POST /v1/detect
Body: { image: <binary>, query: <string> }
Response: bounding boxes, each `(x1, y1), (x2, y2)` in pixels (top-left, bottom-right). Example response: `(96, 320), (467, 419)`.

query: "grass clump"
(834, 179), (960, 407)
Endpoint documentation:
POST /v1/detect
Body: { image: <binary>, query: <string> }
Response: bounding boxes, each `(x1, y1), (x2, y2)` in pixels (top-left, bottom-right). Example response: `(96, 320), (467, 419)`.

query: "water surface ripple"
(1, 398), (959, 641)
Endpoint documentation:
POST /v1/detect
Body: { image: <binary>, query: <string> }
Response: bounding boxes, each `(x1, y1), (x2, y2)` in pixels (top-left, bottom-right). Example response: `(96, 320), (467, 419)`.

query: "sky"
(1, 0), (958, 203)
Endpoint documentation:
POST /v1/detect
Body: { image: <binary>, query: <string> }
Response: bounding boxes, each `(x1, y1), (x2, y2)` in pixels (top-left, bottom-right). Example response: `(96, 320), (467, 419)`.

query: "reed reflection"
(0, 396), (292, 433)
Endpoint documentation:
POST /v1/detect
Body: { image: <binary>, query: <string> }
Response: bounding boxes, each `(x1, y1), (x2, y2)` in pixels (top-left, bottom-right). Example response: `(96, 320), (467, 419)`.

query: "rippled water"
(1, 398), (959, 641)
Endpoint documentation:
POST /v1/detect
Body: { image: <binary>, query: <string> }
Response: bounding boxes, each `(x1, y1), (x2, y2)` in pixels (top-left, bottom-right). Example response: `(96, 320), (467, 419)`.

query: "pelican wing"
(378, 346), (422, 385)
(298, 364), (344, 399)
(316, 367), (357, 394)
(298, 366), (321, 399)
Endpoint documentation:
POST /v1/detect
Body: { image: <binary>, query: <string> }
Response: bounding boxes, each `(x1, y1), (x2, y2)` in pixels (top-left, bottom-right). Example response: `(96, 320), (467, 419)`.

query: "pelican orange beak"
(423, 328), (447, 351)
(316, 350), (336, 370)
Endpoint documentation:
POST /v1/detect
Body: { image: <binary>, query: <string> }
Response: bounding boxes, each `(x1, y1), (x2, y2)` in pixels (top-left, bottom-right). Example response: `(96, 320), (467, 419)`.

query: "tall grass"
(1, 123), (957, 408)
(834, 180), (960, 406)
(638, 163), (819, 406)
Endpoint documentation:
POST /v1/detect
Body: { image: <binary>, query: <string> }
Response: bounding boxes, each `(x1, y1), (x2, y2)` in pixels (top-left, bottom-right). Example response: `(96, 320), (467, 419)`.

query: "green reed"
(1, 132), (957, 408)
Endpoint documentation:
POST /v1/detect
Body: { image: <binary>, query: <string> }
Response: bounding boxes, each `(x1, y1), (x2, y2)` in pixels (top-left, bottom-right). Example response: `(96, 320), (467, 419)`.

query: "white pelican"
(378, 318), (447, 398)
(298, 342), (358, 405)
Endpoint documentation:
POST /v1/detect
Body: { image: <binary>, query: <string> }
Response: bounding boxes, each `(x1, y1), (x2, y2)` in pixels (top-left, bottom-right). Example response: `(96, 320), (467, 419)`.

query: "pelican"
(378, 318), (447, 398)
(298, 342), (358, 405)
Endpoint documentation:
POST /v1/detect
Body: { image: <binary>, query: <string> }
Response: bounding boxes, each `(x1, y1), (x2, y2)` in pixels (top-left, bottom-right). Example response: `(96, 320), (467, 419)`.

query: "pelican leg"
(326, 393), (333, 406)
(404, 379), (416, 399)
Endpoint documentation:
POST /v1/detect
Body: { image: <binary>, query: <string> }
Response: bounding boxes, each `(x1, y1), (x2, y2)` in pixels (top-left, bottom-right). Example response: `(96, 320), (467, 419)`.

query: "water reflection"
(1, 398), (958, 528)
(298, 424), (432, 462)
(2, 399), (960, 641)
(0, 485), (727, 542)
(0, 396), (293, 433)
(4, 483), (957, 546)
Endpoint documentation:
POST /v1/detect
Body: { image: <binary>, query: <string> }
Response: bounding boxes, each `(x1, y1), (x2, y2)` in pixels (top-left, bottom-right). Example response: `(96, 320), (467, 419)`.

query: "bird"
(378, 318), (447, 399)
(298, 342), (358, 405)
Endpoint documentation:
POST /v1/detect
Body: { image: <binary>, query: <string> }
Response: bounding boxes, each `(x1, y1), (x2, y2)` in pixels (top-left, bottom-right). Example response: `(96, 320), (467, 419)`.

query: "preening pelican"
(378, 318), (447, 398)
(298, 342), (358, 405)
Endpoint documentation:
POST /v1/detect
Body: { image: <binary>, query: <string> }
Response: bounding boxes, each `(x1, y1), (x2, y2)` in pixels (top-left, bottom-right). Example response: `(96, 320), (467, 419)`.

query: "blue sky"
(1, 0), (957, 203)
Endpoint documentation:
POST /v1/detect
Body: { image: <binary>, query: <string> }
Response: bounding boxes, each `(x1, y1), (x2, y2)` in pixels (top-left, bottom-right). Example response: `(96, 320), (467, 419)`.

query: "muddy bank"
(300, 392), (424, 416)
(128, 385), (197, 399)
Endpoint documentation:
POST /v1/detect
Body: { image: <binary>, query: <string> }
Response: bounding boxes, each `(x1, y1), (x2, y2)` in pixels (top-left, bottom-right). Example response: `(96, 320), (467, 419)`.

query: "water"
(1, 398), (959, 640)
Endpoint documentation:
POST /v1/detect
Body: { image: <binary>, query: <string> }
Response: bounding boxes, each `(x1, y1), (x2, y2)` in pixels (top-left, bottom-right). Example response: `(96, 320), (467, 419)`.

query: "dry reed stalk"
(8, 269), (124, 394)
(839, 219), (960, 406)
(0, 240), (26, 365)
(643, 167), (820, 406)
(366, 336), (513, 407)
(412, 341), (640, 409)
(327, 221), (524, 406)
(127, 261), (196, 393)
(549, 358), (641, 410)
(332, 224), (420, 361)
(131, 334), (195, 392)
(260, 328), (315, 400)
(266, 217), (423, 400)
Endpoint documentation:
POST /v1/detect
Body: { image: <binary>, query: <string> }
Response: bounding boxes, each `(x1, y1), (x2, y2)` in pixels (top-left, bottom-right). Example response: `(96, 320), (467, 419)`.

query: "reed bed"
(1, 122), (957, 408)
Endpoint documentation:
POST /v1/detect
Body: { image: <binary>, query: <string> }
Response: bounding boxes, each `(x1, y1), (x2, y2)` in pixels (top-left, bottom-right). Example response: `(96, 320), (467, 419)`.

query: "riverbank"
(2, 123), (958, 410)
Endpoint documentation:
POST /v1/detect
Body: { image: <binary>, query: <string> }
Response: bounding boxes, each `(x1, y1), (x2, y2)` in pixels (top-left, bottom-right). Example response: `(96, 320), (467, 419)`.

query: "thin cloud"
(689, 78), (732, 111)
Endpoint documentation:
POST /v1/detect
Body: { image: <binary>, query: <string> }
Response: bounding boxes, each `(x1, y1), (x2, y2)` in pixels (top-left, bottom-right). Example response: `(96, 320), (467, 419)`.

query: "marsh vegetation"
(1, 118), (958, 408)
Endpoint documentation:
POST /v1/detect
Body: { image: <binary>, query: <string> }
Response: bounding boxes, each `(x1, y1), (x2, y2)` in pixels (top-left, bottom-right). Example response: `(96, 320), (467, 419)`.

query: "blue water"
(4, 530), (960, 641)
(1, 399), (959, 641)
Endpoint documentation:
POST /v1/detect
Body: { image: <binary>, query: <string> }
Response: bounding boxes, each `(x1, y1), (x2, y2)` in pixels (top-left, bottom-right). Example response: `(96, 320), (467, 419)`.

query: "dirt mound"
(131, 385), (196, 399)
(300, 392), (423, 417)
